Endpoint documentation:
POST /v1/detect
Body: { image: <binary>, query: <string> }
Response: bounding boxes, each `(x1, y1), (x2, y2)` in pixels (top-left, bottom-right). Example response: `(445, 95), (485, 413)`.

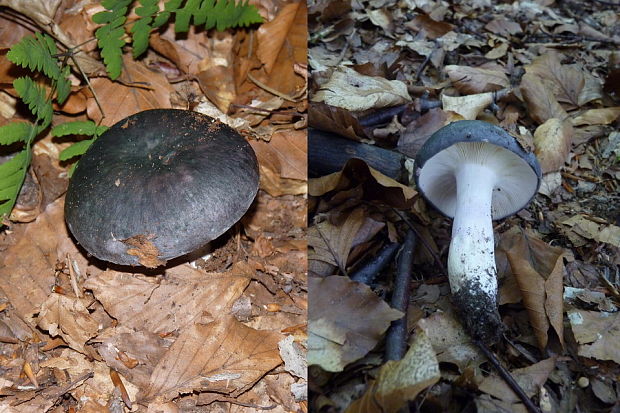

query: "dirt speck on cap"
(122, 234), (165, 268)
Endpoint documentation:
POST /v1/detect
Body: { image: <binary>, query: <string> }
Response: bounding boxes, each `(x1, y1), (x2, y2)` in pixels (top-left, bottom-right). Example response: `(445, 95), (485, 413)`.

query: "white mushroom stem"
(447, 162), (498, 300)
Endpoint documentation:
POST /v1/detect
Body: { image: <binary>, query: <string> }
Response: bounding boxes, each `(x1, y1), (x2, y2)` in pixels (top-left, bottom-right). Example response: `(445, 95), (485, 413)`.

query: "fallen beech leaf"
(249, 129), (307, 197)
(311, 66), (411, 111)
(84, 262), (253, 334)
(571, 107), (620, 126)
(308, 102), (369, 141)
(478, 357), (557, 403)
(568, 310), (620, 364)
(86, 55), (173, 126)
(533, 118), (573, 173)
(499, 229), (564, 350)
(308, 276), (403, 372)
(417, 312), (484, 372)
(520, 72), (567, 124)
(308, 207), (366, 276)
(442, 92), (494, 120)
(309, 158), (417, 209)
(257, 2), (302, 74)
(484, 42), (508, 59)
(406, 14), (454, 39)
(144, 316), (282, 401)
(524, 52), (584, 108)
(444, 65), (509, 94)
(37, 293), (99, 354)
(561, 215), (620, 248)
(484, 18), (522, 37)
(345, 331), (440, 413)
(397, 108), (448, 158)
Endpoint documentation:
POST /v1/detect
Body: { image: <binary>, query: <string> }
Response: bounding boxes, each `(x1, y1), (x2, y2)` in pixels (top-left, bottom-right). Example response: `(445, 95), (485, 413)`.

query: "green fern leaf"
(0, 149), (30, 218)
(0, 122), (33, 145)
(96, 21), (127, 80)
(59, 139), (95, 161)
(52, 121), (108, 137)
(13, 77), (53, 128)
(95, 0), (132, 79)
(175, 0), (201, 32)
(153, 11), (171, 27)
(7, 33), (62, 81)
(198, 0), (261, 31)
(56, 65), (72, 104)
(131, 17), (153, 58)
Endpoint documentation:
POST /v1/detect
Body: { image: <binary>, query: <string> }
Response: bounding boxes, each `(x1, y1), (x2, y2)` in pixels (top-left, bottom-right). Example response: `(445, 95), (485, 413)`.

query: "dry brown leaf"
(308, 102), (369, 140)
(499, 228), (564, 350)
(308, 207), (366, 276)
(308, 276), (403, 372)
(561, 215), (620, 248)
(568, 309), (620, 364)
(406, 14), (454, 39)
(257, 2), (301, 74)
(533, 118), (573, 173)
(444, 65), (509, 94)
(96, 327), (168, 390)
(0, 200), (63, 321)
(84, 262), (253, 334)
(308, 158), (417, 208)
(144, 316), (282, 401)
(397, 108), (448, 158)
(195, 34), (236, 112)
(484, 18), (522, 37)
(520, 72), (568, 124)
(571, 107), (620, 126)
(311, 66), (411, 111)
(478, 357), (557, 403)
(525, 52), (584, 108)
(417, 312), (484, 372)
(442, 92), (494, 120)
(250, 1), (306, 98)
(345, 330), (440, 413)
(37, 293), (99, 355)
(86, 55), (173, 126)
(249, 129), (307, 197)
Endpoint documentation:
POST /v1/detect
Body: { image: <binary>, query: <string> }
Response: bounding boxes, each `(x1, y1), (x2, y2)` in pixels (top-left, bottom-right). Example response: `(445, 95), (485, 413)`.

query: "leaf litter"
(0, 0), (307, 411)
(309, 0), (620, 411)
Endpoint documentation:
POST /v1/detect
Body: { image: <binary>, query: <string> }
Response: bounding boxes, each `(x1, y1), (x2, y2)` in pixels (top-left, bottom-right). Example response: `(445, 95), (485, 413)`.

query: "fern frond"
(94, 0), (132, 79)
(6, 32), (61, 81)
(0, 122), (33, 145)
(0, 149), (30, 218)
(59, 139), (95, 161)
(13, 77), (53, 128)
(51, 120), (108, 137)
(56, 65), (72, 104)
(195, 0), (262, 31)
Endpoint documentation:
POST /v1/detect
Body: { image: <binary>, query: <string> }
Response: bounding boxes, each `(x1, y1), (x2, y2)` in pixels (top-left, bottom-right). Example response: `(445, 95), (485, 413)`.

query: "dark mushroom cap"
(65, 109), (259, 267)
(414, 120), (542, 220)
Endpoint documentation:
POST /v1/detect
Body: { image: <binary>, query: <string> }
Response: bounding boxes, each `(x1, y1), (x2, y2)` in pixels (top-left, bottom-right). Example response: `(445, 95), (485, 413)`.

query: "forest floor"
(0, 0), (307, 412)
(308, 0), (620, 412)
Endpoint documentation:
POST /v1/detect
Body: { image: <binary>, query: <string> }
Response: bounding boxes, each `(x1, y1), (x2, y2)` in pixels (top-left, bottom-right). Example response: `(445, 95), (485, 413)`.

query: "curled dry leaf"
(568, 309), (620, 364)
(309, 158), (417, 209)
(417, 312), (484, 372)
(560, 215), (620, 248)
(406, 14), (454, 39)
(86, 55), (173, 126)
(143, 316), (282, 401)
(345, 331), (440, 413)
(524, 52), (584, 108)
(499, 228), (564, 350)
(308, 276), (403, 372)
(84, 262), (253, 334)
(533, 117), (573, 173)
(37, 293), (99, 355)
(520, 72), (568, 124)
(571, 107), (620, 126)
(441, 92), (494, 120)
(311, 66), (411, 111)
(478, 357), (557, 404)
(444, 65), (509, 94)
(308, 207), (366, 277)
(249, 129), (307, 197)
(309, 102), (369, 141)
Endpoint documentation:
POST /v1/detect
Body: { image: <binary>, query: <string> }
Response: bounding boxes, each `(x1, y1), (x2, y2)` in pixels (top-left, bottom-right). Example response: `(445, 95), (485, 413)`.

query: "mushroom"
(65, 109), (259, 268)
(414, 120), (541, 344)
